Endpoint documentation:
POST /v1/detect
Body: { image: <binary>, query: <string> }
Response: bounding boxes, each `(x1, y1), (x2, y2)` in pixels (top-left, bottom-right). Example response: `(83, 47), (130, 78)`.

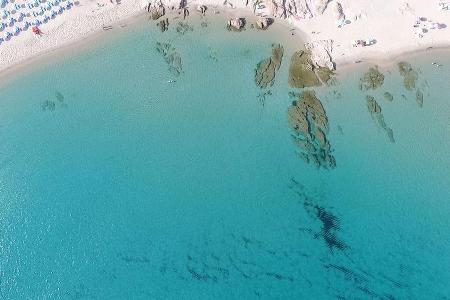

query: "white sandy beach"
(1, 0), (450, 74)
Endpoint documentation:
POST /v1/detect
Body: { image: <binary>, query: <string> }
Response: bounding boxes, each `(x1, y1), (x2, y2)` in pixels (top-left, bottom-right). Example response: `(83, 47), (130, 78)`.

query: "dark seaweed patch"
(117, 252), (150, 264)
(289, 178), (347, 251)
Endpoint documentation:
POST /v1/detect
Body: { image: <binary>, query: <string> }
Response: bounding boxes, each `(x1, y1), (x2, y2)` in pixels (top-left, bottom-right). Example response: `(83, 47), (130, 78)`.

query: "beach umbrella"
(14, 26), (20, 35)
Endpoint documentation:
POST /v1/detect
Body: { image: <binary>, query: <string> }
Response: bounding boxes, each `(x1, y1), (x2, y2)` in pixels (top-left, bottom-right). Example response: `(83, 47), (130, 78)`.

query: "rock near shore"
(255, 44), (284, 88)
(269, 0), (330, 19)
(288, 90), (336, 169)
(227, 18), (246, 31)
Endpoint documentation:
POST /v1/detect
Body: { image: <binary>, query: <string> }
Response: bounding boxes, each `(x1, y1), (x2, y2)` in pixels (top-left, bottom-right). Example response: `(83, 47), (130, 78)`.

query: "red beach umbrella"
(32, 26), (41, 34)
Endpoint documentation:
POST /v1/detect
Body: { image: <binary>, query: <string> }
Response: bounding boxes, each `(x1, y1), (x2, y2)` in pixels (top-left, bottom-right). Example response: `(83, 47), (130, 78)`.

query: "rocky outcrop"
(315, 0), (330, 15)
(148, 3), (165, 20)
(304, 39), (334, 70)
(334, 2), (345, 26)
(196, 4), (207, 14)
(256, 17), (273, 30)
(270, 0), (330, 19)
(359, 66), (385, 90)
(288, 50), (334, 88)
(227, 18), (246, 31)
(366, 96), (395, 143)
(289, 51), (320, 88)
(255, 44), (284, 88)
(288, 90), (336, 169)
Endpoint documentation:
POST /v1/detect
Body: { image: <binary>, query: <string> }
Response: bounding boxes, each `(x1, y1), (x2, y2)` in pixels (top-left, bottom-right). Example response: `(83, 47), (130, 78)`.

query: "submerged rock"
(416, 89), (424, 107)
(42, 100), (56, 112)
(227, 18), (246, 31)
(156, 42), (183, 77)
(257, 90), (273, 106)
(383, 91), (394, 102)
(157, 18), (169, 32)
(176, 22), (193, 35)
(398, 61), (418, 90)
(366, 96), (395, 143)
(288, 90), (336, 169)
(360, 66), (384, 90)
(254, 44), (284, 88)
(55, 91), (64, 102)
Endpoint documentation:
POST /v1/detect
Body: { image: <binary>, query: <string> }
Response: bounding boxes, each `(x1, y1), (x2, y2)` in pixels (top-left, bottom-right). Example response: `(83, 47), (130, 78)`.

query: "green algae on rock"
(288, 50), (321, 88)
(156, 42), (183, 77)
(398, 61), (419, 90)
(359, 66), (385, 90)
(383, 92), (394, 102)
(254, 44), (284, 89)
(316, 66), (334, 84)
(366, 96), (395, 143)
(288, 90), (336, 169)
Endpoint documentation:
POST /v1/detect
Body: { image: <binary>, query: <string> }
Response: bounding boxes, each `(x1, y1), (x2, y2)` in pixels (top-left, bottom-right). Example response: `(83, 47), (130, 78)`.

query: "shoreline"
(0, 12), (145, 86)
(1, 0), (450, 79)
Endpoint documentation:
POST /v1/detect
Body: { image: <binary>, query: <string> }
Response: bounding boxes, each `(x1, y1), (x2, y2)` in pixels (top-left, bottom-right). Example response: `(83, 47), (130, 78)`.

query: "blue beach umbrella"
(8, 17), (16, 26)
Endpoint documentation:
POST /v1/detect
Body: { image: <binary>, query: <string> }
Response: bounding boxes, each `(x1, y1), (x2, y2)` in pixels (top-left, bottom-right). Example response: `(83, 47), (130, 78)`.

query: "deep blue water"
(0, 14), (449, 299)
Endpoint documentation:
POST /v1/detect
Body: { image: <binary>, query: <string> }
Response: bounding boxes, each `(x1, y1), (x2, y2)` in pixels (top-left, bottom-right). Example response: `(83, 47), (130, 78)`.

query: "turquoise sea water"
(0, 14), (449, 299)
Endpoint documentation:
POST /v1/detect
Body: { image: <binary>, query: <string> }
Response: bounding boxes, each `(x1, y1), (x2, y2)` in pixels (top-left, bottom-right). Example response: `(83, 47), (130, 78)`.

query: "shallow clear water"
(0, 14), (449, 299)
